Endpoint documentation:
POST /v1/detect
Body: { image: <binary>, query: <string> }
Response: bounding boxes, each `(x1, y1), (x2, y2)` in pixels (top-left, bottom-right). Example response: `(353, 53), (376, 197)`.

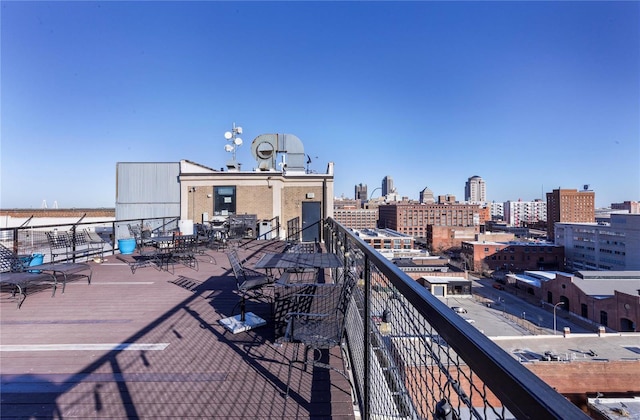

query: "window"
(214, 186), (236, 215)
(600, 311), (608, 327)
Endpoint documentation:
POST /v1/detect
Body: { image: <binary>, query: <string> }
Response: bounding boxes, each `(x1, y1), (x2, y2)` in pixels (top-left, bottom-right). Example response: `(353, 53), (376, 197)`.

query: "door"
(302, 201), (321, 242)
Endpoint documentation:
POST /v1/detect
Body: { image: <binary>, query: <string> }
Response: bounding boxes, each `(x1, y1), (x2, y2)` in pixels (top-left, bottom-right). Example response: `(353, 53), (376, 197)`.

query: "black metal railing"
(0, 215), (589, 418)
(324, 218), (588, 420)
(0, 216), (179, 263)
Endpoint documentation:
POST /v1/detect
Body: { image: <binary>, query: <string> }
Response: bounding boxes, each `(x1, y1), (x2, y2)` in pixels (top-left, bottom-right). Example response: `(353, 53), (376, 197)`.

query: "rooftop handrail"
(1, 216), (180, 263)
(324, 217), (588, 419)
(0, 214), (590, 418)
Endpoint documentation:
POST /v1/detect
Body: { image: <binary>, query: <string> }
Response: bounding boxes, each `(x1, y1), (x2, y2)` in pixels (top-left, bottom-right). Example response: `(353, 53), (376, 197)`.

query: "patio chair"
(192, 224), (217, 264)
(128, 224), (153, 251)
(282, 272), (357, 399)
(0, 245), (58, 308)
(83, 228), (108, 262)
(226, 250), (274, 318)
(172, 234), (198, 271)
(1, 243), (92, 293)
(46, 231), (92, 262)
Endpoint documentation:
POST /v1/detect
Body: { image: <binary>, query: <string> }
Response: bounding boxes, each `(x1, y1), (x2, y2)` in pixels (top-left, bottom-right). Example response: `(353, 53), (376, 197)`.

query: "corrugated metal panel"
(115, 163), (180, 221)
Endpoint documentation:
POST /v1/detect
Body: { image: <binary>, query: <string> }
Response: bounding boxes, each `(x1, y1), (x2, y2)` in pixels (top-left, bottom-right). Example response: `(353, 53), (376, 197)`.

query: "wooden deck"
(0, 240), (356, 419)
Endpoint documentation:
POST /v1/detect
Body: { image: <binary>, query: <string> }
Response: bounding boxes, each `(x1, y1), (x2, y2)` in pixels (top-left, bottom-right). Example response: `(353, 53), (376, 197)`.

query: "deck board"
(0, 241), (355, 419)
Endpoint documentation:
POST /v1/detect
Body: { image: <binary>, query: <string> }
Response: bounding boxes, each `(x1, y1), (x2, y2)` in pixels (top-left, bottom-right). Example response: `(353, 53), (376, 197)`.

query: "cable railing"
(324, 218), (588, 420)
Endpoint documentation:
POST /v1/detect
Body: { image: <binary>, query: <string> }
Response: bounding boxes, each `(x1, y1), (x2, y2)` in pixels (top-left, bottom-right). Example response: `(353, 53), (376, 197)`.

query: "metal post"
(553, 302), (564, 335)
(363, 253), (371, 420)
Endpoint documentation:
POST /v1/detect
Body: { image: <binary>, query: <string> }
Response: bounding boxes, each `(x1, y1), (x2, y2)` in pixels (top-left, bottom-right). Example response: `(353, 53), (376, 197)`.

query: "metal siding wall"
(116, 163), (180, 221)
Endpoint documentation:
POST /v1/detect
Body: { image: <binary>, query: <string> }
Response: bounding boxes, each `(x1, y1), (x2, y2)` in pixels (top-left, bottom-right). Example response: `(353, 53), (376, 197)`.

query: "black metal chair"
(0, 244), (91, 308)
(282, 272), (357, 399)
(226, 250), (274, 319)
(46, 231), (92, 262)
(128, 224), (153, 251)
(172, 234), (199, 271)
(83, 228), (108, 262)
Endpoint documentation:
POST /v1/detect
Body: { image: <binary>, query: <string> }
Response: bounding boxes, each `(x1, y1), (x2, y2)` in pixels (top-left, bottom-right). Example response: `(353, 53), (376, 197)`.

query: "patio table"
(256, 252), (343, 339)
(255, 252), (341, 274)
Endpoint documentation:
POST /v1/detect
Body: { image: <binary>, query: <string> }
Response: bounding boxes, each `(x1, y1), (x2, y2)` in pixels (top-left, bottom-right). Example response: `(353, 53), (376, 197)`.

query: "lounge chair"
(1, 244), (92, 299)
(0, 245), (57, 308)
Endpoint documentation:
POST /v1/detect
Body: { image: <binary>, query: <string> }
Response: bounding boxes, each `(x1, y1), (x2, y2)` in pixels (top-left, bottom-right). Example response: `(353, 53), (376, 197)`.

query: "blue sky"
(2, 1), (638, 209)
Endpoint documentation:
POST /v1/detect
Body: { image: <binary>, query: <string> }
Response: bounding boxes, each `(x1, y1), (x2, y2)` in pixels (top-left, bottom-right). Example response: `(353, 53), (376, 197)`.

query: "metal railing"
(323, 218), (588, 420)
(0, 216), (179, 263)
(1, 215), (589, 418)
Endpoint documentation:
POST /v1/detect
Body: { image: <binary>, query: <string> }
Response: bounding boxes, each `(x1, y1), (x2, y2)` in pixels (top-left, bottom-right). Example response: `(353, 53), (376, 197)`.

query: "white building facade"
(505, 200), (547, 227)
(490, 202), (504, 220)
(555, 213), (640, 271)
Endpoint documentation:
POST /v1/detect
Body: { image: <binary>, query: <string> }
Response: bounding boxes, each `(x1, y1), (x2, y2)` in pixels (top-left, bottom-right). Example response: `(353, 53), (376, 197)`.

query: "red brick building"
(460, 241), (564, 273)
(546, 188), (595, 240)
(333, 209), (378, 230)
(426, 225), (477, 254)
(378, 203), (485, 240)
(541, 271), (640, 332)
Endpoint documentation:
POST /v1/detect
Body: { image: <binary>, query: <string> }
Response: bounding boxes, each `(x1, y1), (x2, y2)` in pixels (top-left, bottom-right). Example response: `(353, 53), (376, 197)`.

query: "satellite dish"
(224, 131), (233, 140)
(234, 137), (243, 146)
(224, 144), (234, 152)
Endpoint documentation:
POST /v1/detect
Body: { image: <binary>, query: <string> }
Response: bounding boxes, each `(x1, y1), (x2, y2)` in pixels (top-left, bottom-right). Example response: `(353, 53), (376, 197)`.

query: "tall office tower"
(355, 183), (368, 202)
(465, 175), (486, 203)
(419, 187), (435, 204)
(382, 176), (394, 197)
(546, 188), (595, 240)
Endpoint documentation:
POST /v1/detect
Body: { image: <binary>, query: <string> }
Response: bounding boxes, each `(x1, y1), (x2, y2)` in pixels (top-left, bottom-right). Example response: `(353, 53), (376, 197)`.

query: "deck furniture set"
(219, 243), (355, 401)
(117, 233), (200, 274)
(3, 232), (354, 405)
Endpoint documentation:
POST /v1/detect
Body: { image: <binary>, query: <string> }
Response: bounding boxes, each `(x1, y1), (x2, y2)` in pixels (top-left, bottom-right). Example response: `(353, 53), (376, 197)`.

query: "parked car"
(493, 283), (505, 290)
(451, 306), (467, 314)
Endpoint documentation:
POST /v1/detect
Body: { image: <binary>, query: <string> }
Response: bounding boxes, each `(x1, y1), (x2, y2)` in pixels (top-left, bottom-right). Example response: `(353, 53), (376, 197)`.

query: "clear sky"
(2, 1), (638, 209)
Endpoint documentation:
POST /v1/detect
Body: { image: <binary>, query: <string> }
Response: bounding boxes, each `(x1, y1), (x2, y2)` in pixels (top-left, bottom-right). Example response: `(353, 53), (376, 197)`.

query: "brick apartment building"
(378, 203), (487, 246)
(333, 208), (378, 230)
(546, 188), (595, 240)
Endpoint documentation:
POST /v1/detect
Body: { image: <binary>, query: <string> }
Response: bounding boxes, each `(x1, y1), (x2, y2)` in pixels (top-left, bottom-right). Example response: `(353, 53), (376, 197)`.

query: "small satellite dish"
(224, 144), (234, 152)
(234, 137), (243, 146)
(235, 126), (243, 134)
(224, 131), (233, 140)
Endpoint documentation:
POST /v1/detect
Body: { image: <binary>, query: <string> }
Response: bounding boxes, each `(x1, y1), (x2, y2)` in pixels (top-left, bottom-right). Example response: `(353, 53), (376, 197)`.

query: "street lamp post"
(553, 301), (565, 335)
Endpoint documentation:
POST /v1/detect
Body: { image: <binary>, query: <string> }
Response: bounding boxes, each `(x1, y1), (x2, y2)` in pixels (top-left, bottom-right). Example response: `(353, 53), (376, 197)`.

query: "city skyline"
(2, 2), (638, 209)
